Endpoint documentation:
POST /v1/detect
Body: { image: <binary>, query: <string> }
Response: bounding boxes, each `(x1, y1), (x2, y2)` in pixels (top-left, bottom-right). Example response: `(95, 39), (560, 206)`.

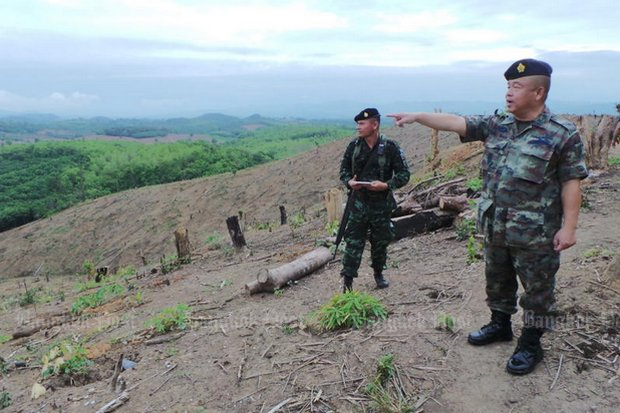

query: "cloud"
(0, 90), (100, 114)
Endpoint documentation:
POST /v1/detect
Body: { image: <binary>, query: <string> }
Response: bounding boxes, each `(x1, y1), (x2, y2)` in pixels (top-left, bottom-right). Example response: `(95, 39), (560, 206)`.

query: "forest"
(0, 122), (351, 232)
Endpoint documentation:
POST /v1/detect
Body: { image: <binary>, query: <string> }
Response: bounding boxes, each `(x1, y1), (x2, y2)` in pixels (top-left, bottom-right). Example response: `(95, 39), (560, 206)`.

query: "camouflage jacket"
(340, 134), (410, 204)
(461, 108), (588, 248)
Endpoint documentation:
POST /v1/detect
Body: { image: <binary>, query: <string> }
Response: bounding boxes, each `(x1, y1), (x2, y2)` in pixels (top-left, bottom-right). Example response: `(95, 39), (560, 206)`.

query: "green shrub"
(466, 177), (483, 191)
(454, 218), (476, 241)
(466, 235), (483, 265)
(19, 288), (38, 307)
(310, 291), (387, 330)
(0, 391), (12, 409)
(146, 304), (190, 334)
(41, 341), (92, 378)
(71, 283), (125, 314)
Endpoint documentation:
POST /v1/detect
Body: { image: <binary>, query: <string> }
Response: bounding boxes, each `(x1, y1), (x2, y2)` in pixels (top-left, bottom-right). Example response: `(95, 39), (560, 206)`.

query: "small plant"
(364, 354), (415, 412)
(205, 232), (224, 250)
(0, 334), (11, 344)
(165, 347), (179, 357)
(41, 341), (92, 378)
(146, 304), (190, 334)
(376, 353), (395, 385)
(310, 290), (388, 330)
(325, 219), (339, 236)
(160, 254), (181, 274)
(289, 212), (306, 229)
(0, 391), (12, 409)
(255, 222), (272, 231)
(437, 313), (456, 332)
(71, 283), (125, 315)
(116, 265), (136, 277)
(19, 288), (38, 307)
(82, 260), (96, 277)
(466, 235), (482, 265)
(455, 218), (476, 241)
(133, 291), (144, 305)
(274, 288), (284, 297)
(281, 323), (294, 335)
(609, 156), (620, 166)
(466, 177), (483, 192)
(219, 279), (233, 288)
(582, 246), (613, 261)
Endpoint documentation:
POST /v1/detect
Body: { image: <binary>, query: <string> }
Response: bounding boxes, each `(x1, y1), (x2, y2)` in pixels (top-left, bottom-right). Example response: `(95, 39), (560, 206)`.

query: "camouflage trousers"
(340, 197), (395, 278)
(484, 242), (560, 329)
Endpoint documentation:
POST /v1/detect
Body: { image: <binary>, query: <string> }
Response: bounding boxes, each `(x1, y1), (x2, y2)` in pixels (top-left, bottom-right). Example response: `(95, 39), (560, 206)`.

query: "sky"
(0, 0), (619, 119)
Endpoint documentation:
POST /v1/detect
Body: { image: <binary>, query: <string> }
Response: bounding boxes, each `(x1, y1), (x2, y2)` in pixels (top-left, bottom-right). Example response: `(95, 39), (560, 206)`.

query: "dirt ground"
(0, 132), (619, 413)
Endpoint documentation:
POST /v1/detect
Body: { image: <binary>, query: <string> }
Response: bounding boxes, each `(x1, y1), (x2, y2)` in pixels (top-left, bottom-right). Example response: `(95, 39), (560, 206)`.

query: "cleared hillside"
(0, 124), (459, 278)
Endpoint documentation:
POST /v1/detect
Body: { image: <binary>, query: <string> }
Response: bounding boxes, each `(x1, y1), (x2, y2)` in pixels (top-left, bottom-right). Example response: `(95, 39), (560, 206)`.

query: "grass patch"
(609, 156), (620, 166)
(70, 283), (125, 315)
(146, 304), (190, 334)
(582, 246), (613, 261)
(309, 290), (388, 331)
(0, 334), (11, 344)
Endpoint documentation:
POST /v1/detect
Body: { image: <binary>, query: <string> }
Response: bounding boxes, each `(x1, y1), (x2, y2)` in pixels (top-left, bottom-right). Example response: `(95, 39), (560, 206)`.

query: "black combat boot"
(373, 270), (389, 289)
(467, 310), (513, 345)
(506, 327), (544, 375)
(343, 276), (354, 293)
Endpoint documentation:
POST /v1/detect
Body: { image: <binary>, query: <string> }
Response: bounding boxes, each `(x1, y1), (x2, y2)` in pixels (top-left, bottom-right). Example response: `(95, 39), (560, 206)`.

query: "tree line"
(0, 125), (350, 232)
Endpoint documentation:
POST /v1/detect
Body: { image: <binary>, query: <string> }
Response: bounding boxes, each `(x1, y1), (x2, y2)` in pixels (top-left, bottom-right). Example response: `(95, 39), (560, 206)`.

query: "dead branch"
(95, 391), (129, 413)
(110, 353), (124, 392)
(144, 332), (185, 346)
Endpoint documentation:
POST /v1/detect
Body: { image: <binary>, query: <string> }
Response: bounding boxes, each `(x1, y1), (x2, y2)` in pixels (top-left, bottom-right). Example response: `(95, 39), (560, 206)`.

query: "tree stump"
(174, 228), (191, 261)
(279, 205), (287, 225)
(325, 188), (344, 225)
(226, 216), (246, 248)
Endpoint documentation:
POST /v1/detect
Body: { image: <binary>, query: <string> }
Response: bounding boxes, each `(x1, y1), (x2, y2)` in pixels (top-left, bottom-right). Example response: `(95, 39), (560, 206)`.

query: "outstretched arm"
(387, 112), (467, 136)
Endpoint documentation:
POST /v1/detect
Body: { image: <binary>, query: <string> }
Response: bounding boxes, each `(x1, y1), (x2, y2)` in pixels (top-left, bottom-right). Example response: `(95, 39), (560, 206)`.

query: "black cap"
(504, 59), (552, 80)
(354, 108), (380, 122)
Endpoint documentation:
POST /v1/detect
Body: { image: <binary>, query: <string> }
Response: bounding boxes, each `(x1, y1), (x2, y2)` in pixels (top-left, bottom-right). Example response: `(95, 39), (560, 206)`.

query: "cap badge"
(363, 112), (368, 118)
(517, 63), (526, 73)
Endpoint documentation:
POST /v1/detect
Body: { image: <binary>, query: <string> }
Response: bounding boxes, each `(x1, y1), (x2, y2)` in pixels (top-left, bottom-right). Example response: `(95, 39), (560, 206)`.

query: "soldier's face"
(505, 77), (544, 118)
(356, 119), (378, 138)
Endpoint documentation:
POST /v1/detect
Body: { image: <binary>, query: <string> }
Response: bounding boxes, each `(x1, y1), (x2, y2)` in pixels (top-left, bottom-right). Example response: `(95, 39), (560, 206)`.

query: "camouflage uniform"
(461, 107), (588, 328)
(339, 134), (410, 279)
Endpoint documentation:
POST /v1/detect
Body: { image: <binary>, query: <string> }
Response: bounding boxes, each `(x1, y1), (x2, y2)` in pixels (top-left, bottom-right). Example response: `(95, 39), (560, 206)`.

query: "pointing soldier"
(389, 59), (588, 375)
(339, 108), (411, 292)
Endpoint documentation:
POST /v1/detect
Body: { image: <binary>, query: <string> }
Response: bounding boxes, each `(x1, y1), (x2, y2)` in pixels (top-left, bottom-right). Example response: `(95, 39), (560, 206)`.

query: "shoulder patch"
(550, 115), (577, 132)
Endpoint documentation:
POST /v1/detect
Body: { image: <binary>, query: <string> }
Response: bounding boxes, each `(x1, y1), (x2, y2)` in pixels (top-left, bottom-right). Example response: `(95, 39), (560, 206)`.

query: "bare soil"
(0, 129), (618, 413)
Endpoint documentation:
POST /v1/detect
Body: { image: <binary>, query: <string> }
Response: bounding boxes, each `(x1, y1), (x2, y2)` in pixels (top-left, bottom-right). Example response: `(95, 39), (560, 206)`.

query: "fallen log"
(393, 209), (455, 240)
(439, 194), (469, 212)
(246, 247), (332, 294)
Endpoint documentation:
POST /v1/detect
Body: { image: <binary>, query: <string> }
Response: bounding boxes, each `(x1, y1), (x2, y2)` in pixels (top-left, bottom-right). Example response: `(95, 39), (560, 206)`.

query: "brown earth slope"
(0, 128), (618, 413)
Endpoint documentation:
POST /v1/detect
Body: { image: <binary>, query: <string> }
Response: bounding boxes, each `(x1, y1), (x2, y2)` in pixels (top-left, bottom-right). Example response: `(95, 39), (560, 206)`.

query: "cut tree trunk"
(174, 228), (191, 261)
(279, 205), (287, 225)
(392, 209), (455, 240)
(439, 194), (469, 212)
(226, 216), (247, 248)
(325, 188), (344, 224)
(245, 247), (332, 294)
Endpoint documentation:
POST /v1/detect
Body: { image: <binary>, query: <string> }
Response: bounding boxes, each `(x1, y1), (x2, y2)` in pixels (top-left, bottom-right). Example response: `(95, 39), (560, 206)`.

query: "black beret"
(504, 59), (552, 80)
(354, 108), (380, 122)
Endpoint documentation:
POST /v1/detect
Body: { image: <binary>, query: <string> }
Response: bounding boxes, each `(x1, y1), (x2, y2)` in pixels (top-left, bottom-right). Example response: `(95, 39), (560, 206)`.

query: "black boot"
(467, 310), (513, 345)
(374, 270), (389, 289)
(506, 328), (544, 375)
(343, 276), (353, 293)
